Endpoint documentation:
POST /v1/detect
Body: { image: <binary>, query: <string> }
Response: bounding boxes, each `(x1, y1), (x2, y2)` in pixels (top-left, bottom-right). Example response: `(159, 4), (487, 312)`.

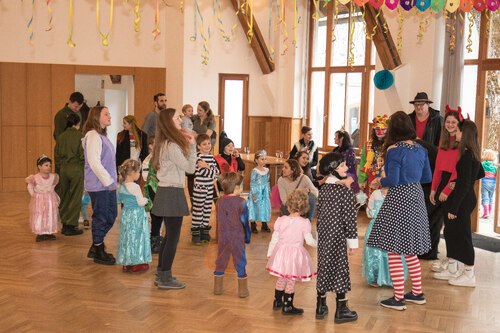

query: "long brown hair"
(439, 112), (460, 150)
(285, 159), (302, 181)
(117, 115), (141, 148)
(83, 106), (108, 136)
(198, 101), (214, 125)
(151, 108), (189, 170)
(383, 111), (416, 155)
(458, 120), (481, 162)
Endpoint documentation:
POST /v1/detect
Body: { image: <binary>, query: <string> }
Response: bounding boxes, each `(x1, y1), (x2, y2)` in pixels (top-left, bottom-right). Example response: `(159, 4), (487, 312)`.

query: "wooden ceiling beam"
(361, 6), (402, 70)
(229, 0), (275, 74)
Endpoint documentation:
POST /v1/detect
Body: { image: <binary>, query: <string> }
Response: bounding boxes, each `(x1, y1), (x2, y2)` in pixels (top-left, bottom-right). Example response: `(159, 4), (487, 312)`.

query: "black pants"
(158, 216), (183, 271)
(147, 188), (165, 237)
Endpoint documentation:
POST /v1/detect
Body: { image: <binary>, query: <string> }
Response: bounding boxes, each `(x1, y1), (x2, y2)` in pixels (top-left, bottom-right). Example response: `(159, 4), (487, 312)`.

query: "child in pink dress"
(26, 155), (61, 242)
(266, 189), (317, 315)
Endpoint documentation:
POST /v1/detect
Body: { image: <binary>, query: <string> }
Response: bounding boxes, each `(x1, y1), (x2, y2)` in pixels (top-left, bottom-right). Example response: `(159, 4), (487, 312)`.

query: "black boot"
(191, 227), (201, 245)
(261, 222), (271, 232)
(63, 225), (83, 236)
(334, 298), (358, 323)
(251, 222), (258, 233)
(150, 235), (161, 253)
(282, 293), (304, 315)
(200, 225), (211, 243)
(315, 292), (329, 320)
(273, 289), (284, 310)
(93, 243), (116, 265)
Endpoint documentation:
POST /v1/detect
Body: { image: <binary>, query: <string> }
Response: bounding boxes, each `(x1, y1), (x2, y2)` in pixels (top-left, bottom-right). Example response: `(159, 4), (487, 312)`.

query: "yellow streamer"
(180, 0), (184, 13)
(417, 11), (429, 43)
(293, 0), (298, 46)
(396, 8), (404, 54)
(152, 0), (161, 40)
(26, 0), (35, 43)
(312, 0), (321, 20)
(96, 0), (114, 46)
(45, 0), (54, 32)
(449, 12), (456, 53)
(67, 0), (76, 47)
(134, 0), (141, 32)
(466, 11), (473, 53)
(279, 0), (288, 55)
(215, 0), (233, 42)
(332, 0), (339, 43)
(485, 10), (490, 41)
(347, 3), (355, 67)
(368, 8), (381, 40)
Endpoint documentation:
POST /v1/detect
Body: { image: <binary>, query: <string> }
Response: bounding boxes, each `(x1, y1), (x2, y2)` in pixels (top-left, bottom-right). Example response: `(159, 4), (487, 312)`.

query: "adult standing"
(440, 120), (484, 287)
(83, 106), (118, 265)
(54, 113), (84, 236)
(408, 93), (443, 261)
(152, 108), (197, 290)
(192, 101), (217, 148)
(333, 129), (359, 193)
(116, 115), (149, 168)
(142, 93), (167, 139)
(368, 111), (432, 311)
(289, 126), (318, 171)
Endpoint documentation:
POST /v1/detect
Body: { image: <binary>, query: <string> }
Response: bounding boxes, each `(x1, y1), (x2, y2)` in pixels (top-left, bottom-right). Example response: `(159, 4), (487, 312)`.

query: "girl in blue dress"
(117, 159), (152, 273)
(247, 150), (271, 233)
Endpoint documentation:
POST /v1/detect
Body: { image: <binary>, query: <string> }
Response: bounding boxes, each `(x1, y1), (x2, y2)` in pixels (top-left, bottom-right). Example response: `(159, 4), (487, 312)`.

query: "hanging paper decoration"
(374, 70), (394, 90)
(397, 8), (404, 53)
(417, 12), (430, 43)
(354, 0), (369, 7)
(460, 0), (474, 11)
(416, 0), (432, 11)
(370, 0), (385, 9)
(448, 12), (457, 52)
(134, 0), (141, 32)
(386, 0), (399, 10)
(67, 0), (76, 47)
(45, 0), (54, 31)
(487, 0), (500, 10)
(26, 0), (35, 43)
(473, 0), (487, 10)
(338, 0), (352, 5)
(431, 0), (447, 11)
(400, 0), (415, 11)
(191, 0), (210, 64)
(446, 0), (460, 12)
(152, 0), (161, 39)
(96, 0), (114, 46)
(277, 0), (289, 55)
(215, 0), (236, 42)
(347, 3), (355, 67)
(466, 11), (474, 52)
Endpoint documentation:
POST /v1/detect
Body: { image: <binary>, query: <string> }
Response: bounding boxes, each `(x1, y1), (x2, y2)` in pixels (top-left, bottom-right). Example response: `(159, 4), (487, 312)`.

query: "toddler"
(480, 149), (498, 218)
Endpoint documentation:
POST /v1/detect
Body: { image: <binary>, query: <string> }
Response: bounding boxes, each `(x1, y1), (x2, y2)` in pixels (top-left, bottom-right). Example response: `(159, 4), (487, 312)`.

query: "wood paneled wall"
(0, 62), (165, 192)
(247, 116), (302, 157)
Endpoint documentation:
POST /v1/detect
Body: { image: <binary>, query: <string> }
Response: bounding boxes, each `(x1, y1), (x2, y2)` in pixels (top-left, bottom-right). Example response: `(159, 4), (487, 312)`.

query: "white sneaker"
(448, 273), (476, 287)
(431, 258), (449, 272)
(433, 269), (461, 280)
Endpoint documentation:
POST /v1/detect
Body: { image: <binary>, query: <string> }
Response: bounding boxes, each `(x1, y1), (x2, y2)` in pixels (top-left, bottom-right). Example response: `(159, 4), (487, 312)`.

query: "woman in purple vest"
(152, 108), (197, 289)
(83, 106), (118, 265)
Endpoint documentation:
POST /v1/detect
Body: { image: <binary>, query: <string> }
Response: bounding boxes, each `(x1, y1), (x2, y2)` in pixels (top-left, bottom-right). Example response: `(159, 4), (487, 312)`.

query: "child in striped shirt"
(191, 134), (220, 245)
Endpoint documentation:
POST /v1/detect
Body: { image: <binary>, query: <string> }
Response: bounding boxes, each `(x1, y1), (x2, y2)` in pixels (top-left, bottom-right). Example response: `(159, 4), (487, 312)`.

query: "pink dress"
(26, 173), (61, 234)
(266, 216), (316, 281)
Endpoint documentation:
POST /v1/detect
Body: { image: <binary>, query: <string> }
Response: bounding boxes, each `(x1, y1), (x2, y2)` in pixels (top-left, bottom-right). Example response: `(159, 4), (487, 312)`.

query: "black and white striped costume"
(191, 153), (219, 228)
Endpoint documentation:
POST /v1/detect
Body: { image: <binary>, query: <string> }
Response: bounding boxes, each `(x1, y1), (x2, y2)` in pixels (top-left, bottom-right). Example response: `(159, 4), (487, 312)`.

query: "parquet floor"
(1, 192), (500, 333)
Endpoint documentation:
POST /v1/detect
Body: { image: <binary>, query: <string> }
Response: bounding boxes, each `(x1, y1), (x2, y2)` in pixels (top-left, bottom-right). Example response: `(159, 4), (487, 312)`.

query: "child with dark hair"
(26, 155), (61, 242)
(214, 172), (251, 298)
(266, 189), (317, 316)
(116, 159), (152, 273)
(191, 134), (219, 244)
(315, 152), (358, 323)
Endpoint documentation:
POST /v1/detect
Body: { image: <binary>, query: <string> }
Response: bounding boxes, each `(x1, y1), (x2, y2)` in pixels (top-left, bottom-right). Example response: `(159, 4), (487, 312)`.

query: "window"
(307, 1), (375, 150)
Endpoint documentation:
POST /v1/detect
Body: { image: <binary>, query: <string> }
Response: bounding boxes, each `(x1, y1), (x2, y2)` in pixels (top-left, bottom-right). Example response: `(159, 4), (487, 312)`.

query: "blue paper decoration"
(374, 70), (394, 90)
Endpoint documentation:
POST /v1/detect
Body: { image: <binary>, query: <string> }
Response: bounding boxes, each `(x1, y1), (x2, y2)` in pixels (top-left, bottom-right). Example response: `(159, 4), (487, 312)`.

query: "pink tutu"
(266, 244), (316, 281)
(27, 174), (61, 235)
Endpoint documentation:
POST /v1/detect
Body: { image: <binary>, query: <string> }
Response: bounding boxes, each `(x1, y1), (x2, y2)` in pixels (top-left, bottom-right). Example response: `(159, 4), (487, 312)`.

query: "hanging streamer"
(466, 11), (474, 53)
(133, 0), (141, 32)
(397, 8), (404, 54)
(460, 0), (474, 11)
(192, 0), (210, 64)
(448, 12), (457, 52)
(292, 0), (300, 46)
(368, 9), (381, 40)
(96, 0), (114, 46)
(45, 0), (54, 31)
(347, 3), (355, 67)
(386, 0), (399, 10)
(67, 0), (76, 47)
(446, 0), (460, 12)
(214, 0), (235, 42)
(277, 0), (289, 55)
(431, 0), (447, 12)
(416, 0), (432, 11)
(268, 0), (276, 61)
(417, 12), (430, 43)
(152, 0), (161, 39)
(25, 0), (35, 43)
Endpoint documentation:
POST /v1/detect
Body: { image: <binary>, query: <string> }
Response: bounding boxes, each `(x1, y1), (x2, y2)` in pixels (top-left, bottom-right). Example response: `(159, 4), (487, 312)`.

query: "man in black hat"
(408, 92), (442, 147)
(409, 92), (443, 260)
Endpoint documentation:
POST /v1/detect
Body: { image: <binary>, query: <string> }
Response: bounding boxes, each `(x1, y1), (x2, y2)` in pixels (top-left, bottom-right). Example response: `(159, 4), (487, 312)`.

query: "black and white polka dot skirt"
(367, 183), (431, 255)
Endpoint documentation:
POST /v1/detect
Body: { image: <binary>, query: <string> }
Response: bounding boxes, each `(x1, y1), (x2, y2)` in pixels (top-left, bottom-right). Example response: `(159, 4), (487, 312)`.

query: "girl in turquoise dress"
(363, 189), (407, 287)
(117, 159), (152, 272)
(247, 150), (271, 233)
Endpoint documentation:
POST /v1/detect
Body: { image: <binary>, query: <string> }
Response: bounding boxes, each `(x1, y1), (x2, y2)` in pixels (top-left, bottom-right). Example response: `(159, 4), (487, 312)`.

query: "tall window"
(307, 1), (375, 150)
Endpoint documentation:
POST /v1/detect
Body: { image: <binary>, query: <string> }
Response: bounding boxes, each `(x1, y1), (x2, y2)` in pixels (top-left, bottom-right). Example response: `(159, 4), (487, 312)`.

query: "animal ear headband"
(445, 105), (469, 122)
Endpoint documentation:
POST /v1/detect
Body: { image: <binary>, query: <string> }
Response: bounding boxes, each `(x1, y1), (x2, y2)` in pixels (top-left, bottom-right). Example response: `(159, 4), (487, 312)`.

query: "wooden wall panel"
(27, 64), (52, 126)
(134, 67), (166, 127)
(2, 126), (27, 177)
(50, 65), (75, 120)
(0, 64), (2, 192)
(27, 126), (52, 169)
(1, 63), (27, 126)
(2, 178), (27, 192)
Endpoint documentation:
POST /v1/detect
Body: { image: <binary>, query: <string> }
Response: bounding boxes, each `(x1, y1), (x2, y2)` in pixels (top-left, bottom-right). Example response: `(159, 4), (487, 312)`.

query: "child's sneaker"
(251, 222), (258, 234)
(35, 235), (45, 242)
(403, 292), (426, 305)
(431, 258), (449, 272)
(83, 220), (90, 229)
(448, 272), (476, 287)
(380, 296), (406, 311)
(433, 269), (460, 280)
(261, 223), (271, 233)
(191, 228), (201, 245)
(45, 234), (56, 241)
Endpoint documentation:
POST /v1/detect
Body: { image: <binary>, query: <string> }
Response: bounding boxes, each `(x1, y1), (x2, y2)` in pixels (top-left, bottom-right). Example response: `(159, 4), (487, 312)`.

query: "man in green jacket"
(53, 92), (84, 141)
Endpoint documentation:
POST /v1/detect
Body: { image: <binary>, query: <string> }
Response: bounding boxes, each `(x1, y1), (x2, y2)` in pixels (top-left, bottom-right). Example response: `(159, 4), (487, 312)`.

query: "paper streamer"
(446, 0), (460, 12)
(466, 11), (474, 52)
(397, 8), (404, 54)
(431, 0), (447, 11)
(386, 0), (399, 10)
(417, 12), (430, 43)
(152, 0), (161, 40)
(347, 3), (355, 67)
(460, 0), (474, 11)
(416, 0), (432, 11)
(26, 0), (35, 42)
(487, 0), (500, 10)
(96, 0), (114, 46)
(67, 0), (76, 47)
(45, 0), (54, 31)
(473, 0), (487, 11)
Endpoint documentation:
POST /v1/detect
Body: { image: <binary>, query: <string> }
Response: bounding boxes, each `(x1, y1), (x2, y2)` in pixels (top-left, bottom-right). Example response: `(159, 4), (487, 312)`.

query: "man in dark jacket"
(409, 92), (443, 260)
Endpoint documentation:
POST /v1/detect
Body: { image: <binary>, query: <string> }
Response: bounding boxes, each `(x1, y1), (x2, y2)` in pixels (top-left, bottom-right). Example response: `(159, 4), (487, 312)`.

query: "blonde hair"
(118, 159), (141, 182)
(286, 189), (310, 215)
(254, 149), (267, 163)
(482, 149), (498, 163)
(218, 172), (244, 194)
(182, 104), (193, 114)
(118, 115), (142, 148)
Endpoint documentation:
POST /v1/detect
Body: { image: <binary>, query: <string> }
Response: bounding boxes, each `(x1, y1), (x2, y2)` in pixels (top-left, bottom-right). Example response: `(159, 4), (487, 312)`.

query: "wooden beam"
(362, 6), (402, 70)
(229, 0), (275, 74)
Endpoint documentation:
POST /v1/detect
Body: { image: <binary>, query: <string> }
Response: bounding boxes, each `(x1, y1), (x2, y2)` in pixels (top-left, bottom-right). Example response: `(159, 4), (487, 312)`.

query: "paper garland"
(322, 0), (499, 12)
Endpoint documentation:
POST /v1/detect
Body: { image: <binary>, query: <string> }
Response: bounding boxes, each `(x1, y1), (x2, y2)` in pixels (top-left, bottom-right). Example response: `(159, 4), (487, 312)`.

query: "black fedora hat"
(409, 92), (433, 104)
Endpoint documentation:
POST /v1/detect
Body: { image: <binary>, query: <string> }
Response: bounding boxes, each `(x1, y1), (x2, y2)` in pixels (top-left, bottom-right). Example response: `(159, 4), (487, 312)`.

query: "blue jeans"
(481, 180), (496, 205)
(89, 190), (117, 245)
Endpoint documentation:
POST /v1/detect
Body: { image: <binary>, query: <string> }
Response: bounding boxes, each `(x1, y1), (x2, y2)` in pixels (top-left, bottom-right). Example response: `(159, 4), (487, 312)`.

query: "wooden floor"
(1, 192), (500, 333)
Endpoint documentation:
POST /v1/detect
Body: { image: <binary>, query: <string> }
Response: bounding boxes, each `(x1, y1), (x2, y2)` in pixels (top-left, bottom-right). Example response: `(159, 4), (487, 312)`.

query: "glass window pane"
(464, 11), (480, 60)
(331, 10), (350, 66)
(310, 72), (326, 148)
(312, 17), (328, 67)
(484, 70), (500, 149)
(462, 65), (477, 122)
(488, 11), (500, 59)
(223, 80), (243, 148)
(352, 13), (366, 66)
(328, 73), (362, 146)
